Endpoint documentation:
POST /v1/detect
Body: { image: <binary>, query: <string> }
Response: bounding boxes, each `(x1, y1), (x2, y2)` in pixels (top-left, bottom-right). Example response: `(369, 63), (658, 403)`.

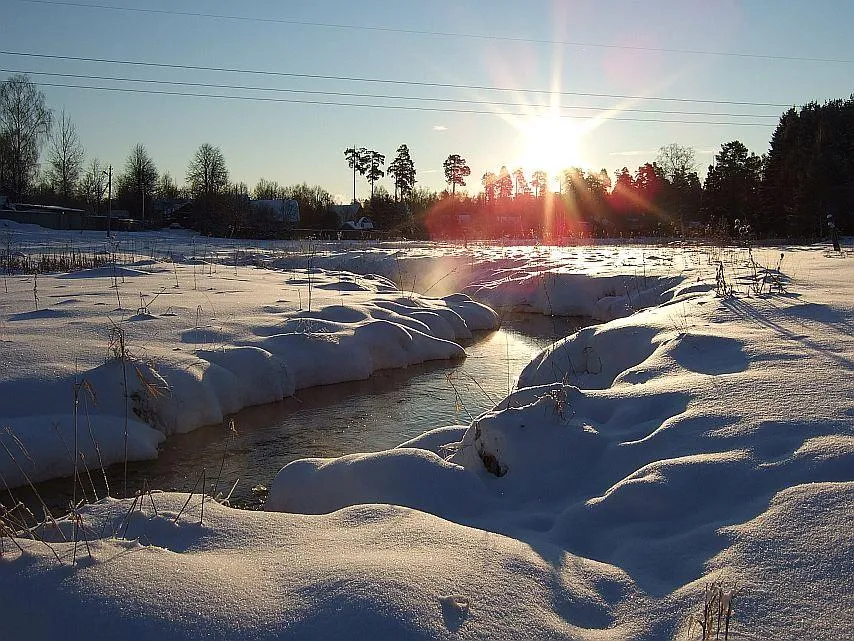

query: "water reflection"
(21, 313), (590, 514)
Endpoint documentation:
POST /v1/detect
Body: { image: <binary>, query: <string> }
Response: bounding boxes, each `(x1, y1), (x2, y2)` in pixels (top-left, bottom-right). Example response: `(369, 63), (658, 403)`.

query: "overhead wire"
(0, 69), (781, 120)
(20, 80), (779, 126)
(0, 50), (796, 109)
(12, 0), (853, 65)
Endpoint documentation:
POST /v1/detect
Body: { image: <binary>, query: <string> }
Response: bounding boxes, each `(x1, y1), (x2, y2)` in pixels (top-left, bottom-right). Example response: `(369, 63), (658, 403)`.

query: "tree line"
(2, 73), (852, 241)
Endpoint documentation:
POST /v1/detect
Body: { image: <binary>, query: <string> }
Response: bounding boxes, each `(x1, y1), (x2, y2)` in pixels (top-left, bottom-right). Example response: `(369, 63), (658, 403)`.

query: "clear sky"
(2, 0), (853, 202)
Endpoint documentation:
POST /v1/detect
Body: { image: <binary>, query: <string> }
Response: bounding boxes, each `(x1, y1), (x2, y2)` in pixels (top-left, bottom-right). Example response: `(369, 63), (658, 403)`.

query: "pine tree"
(344, 147), (369, 203)
(364, 150), (386, 198)
(387, 144), (416, 201)
(443, 154), (471, 196)
(118, 143), (157, 219)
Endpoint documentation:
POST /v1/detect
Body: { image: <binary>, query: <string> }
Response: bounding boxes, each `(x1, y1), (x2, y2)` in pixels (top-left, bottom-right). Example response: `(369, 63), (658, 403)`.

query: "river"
(19, 313), (591, 515)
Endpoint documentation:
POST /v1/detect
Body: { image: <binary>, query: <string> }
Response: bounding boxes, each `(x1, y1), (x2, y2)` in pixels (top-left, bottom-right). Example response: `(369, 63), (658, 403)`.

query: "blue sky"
(2, 0), (852, 202)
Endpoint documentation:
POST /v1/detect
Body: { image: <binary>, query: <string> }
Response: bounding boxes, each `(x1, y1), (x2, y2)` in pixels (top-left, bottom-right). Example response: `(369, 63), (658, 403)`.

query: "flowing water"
(20, 313), (591, 515)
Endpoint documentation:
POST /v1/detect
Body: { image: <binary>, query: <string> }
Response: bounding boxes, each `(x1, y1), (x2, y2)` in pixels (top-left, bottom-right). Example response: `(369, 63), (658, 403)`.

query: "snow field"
(2, 220), (853, 639)
(0, 233), (498, 486)
(264, 246), (854, 638)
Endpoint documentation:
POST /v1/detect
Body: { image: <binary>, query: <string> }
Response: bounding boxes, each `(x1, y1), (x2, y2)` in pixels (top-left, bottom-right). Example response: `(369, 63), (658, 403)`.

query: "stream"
(19, 313), (591, 515)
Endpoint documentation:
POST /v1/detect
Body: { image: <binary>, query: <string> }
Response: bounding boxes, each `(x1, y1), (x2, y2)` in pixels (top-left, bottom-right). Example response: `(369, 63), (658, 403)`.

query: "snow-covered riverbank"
(0, 223), (502, 487)
(2, 221), (852, 639)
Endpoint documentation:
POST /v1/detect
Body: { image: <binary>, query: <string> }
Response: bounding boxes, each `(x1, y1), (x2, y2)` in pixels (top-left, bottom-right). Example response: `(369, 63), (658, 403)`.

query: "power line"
(0, 69), (780, 119)
(25, 79), (778, 126)
(12, 0), (853, 65)
(0, 50), (796, 108)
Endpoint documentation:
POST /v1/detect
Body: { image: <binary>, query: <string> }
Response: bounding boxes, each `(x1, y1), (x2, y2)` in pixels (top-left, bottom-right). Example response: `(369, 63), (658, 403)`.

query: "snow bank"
(2, 493), (638, 640)
(263, 245), (854, 638)
(0, 250), (498, 486)
(4, 222), (854, 639)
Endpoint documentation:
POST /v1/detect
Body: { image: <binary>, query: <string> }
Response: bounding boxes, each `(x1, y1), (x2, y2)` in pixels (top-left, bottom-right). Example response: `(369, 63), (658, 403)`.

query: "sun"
(515, 115), (586, 179)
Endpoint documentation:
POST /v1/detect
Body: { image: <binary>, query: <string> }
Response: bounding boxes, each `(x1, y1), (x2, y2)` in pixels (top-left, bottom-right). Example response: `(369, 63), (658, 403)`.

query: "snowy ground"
(1, 221), (853, 639)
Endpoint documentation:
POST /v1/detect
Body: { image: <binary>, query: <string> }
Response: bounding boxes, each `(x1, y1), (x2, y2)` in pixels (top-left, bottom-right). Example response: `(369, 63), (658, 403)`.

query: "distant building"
(0, 201), (88, 230)
(150, 198), (192, 219)
(328, 202), (362, 227)
(340, 216), (374, 231)
(251, 199), (300, 225)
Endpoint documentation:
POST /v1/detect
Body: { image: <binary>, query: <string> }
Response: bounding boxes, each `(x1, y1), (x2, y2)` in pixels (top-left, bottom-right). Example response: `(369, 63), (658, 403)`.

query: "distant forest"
(1, 74), (852, 241)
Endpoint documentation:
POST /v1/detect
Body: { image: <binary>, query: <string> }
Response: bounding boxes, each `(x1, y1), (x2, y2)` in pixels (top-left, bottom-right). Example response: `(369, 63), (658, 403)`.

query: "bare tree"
(254, 177), (284, 200)
(186, 143), (228, 198)
(656, 143), (696, 182)
(79, 157), (107, 214)
(156, 172), (180, 200)
(0, 74), (53, 200)
(45, 110), (84, 203)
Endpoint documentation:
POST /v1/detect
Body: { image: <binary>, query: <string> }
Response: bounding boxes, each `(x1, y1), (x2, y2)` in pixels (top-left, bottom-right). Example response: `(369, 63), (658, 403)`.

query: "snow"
(0, 222), (498, 486)
(2, 220), (854, 640)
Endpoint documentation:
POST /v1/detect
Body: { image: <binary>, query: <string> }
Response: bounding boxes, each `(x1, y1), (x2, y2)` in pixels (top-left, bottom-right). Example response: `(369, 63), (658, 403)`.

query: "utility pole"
(106, 164), (112, 237)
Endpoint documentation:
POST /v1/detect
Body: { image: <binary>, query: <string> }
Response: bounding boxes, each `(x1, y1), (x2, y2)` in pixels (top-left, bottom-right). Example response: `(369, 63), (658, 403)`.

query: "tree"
(495, 166), (513, 200)
(387, 144), (416, 201)
(531, 170), (548, 198)
(762, 97), (854, 236)
(156, 172), (180, 200)
(44, 110), (84, 203)
(364, 150), (385, 198)
(443, 154), (470, 196)
(344, 146), (368, 203)
(117, 143), (157, 219)
(481, 171), (497, 204)
(254, 177), (284, 200)
(186, 143), (228, 199)
(702, 140), (763, 234)
(656, 143), (696, 183)
(512, 168), (531, 197)
(282, 183), (334, 227)
(78, 157), (108, 214)
(0, 74), (52, 200)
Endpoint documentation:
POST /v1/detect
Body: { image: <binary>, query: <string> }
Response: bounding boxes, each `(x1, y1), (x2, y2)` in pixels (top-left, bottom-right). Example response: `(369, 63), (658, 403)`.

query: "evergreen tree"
(443, 154), (471, 195)
(387, 144), (416, 201)
(496, 166), (513, 200)
(531, 170), (548, 198)
(481, 171), (497, 203)
(364, 150), (385, 198)
(512, 168), (531, 197)
(117, 143), (157, 219)
(702, 141), (763, 235)
(762, 97), (854, 236)
(344, 146), (368, 203)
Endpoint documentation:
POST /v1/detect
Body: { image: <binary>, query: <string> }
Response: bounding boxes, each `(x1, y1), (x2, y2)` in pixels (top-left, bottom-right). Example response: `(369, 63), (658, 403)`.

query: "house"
(0, 201), (88, 230)
(150, 198), (192, 220)
(251, 199), (300, 226)
(328, 202), (362, 228)
(340, 216), (374, 231)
